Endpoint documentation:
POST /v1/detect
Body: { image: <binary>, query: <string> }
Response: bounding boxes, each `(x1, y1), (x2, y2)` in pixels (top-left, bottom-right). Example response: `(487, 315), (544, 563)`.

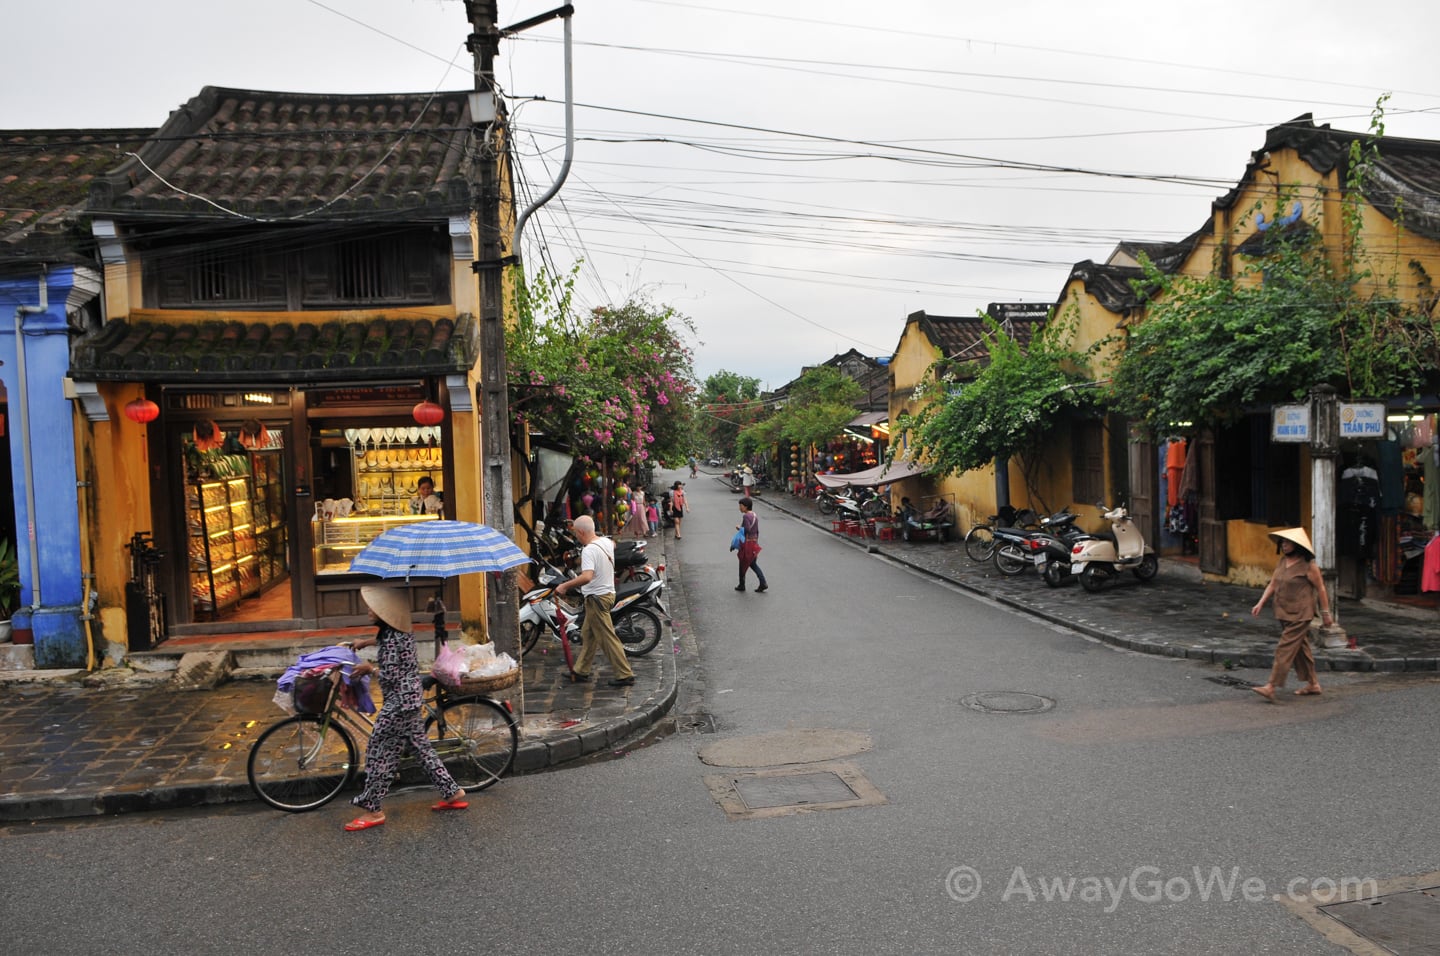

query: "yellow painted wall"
(81, 384), (153, 658)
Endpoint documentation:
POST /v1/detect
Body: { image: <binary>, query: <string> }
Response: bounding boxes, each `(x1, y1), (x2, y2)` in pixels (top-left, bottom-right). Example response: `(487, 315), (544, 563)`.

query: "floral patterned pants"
(352, 705), (459, 812)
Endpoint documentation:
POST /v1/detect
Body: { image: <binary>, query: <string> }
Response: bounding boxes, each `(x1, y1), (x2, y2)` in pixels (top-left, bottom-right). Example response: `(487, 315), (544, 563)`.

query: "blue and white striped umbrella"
(348, 520), (530, 580)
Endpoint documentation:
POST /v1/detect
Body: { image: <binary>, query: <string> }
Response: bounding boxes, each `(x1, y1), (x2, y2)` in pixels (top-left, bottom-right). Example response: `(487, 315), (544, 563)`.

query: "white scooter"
(1068, 502), (1158, 592)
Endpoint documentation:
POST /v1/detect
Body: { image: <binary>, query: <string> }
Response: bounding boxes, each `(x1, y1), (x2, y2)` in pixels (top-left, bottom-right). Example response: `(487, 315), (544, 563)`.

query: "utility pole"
(1309, 384), (1348, 647)
(465, 0), (519, 653)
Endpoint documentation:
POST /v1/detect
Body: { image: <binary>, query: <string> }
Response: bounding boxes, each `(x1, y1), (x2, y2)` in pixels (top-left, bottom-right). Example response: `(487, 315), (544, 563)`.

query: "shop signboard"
(1272, 404), (1310, 442)
(1338, 402), (1385, 439)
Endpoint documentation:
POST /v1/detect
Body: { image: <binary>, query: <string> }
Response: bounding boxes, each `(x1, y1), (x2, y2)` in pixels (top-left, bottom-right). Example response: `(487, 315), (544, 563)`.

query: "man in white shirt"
(553, 515), (635, 686)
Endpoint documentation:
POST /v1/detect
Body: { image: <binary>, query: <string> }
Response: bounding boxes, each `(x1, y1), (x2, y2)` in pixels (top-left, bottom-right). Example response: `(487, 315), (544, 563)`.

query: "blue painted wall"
(0, 268), (88, 667)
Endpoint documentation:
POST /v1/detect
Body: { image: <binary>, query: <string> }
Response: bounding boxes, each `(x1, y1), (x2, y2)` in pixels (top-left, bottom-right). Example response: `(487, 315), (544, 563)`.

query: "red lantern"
(124, 398), (159, 424)
(413, 400), (445, 426)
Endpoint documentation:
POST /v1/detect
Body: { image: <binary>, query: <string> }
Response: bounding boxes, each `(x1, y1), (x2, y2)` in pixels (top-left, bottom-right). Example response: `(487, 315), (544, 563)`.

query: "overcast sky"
(6, 0), (1440, 388)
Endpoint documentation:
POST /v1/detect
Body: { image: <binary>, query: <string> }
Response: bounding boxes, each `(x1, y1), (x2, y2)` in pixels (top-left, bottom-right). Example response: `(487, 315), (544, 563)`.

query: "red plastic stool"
(830, 519), (846, 534)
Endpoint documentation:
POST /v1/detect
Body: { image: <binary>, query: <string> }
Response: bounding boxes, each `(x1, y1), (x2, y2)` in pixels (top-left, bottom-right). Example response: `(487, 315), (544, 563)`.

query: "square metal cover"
(704, 761), (887, 820)
(1319, 885), (1440, 954)
(735, 771), (858, 809)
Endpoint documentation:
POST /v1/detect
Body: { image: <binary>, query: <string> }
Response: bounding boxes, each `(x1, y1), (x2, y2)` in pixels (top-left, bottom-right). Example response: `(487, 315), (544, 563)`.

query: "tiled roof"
(0, 129), (152, 264)
(87, 87), (477, 221)
(1062, 261), (1147, 314)
(69, 315), (478, 383)
(773, 348), (890, 411)
(913, 307), (1045, 363)
(1221, 115), (1440, 241)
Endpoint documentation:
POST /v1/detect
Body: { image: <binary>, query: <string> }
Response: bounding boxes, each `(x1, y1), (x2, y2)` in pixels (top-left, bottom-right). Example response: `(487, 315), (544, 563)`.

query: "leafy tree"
(697, 370), (764, 460)
(892, 310), (1096, 508)
(737, 365), (861, 458)
(507, 266), (697, 523)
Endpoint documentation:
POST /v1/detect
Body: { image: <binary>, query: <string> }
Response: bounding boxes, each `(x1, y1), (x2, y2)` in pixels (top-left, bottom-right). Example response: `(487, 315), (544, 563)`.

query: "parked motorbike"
(1068, 502), (1158, 591)
(537, 519), (655, 583)
(991, 509), (1084, 577)
(822, 485), (887, 520)
(518, 561), (667, 657)
(1035, 509), (1093, 586)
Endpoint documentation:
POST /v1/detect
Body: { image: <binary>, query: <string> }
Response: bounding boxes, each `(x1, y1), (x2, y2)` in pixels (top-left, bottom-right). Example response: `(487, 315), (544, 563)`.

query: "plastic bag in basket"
(432, 641), (467, 688)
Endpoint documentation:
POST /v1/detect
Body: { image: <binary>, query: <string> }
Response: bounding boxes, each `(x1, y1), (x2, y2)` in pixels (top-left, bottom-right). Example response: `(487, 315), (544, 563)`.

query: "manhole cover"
(961, 692), (1056, 715)
(736, 771), (857, 809)
(1319, 885), (1440, 952)
(704, 761), (887, 820)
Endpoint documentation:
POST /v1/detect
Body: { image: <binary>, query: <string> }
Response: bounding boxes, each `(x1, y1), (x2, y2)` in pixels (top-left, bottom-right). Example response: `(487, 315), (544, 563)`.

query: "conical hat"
(1268, 527), (1314, 555)
(360, 584), (412, 632)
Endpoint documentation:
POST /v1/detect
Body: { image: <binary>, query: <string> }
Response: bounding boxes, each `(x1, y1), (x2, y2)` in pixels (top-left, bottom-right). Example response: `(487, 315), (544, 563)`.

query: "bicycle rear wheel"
(964, 526), (996, 562)
(426, 697), (518, 791)
(247, 714), (358, 812)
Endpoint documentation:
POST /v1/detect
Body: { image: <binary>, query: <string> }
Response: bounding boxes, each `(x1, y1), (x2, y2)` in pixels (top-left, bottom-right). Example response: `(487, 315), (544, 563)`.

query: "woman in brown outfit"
(1249, 528), (1333, 701)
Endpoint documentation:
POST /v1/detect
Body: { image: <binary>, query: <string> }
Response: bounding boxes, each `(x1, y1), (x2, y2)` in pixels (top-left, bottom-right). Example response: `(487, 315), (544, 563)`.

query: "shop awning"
(847, 411), (887, 428)
(69, 314), (479, 384)
(816, 458), (927, 488)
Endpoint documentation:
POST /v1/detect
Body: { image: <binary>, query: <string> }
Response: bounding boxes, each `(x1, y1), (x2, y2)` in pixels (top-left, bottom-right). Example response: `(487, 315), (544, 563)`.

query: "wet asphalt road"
(3, 469), (1438, 955)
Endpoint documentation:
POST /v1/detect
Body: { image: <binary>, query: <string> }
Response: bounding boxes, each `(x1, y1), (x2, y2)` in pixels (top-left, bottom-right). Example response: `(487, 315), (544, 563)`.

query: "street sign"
(1272, 404), (1310, 442)
(1339, 402), (1386, 439)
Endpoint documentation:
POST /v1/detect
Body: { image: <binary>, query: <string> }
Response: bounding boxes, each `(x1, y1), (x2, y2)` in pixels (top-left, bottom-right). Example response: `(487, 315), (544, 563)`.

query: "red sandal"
(432, 799), (470, 811)
(344, 816), (386, 831)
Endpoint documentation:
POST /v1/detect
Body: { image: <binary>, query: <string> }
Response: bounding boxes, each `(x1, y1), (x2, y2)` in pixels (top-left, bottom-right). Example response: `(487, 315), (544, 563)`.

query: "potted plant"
(0, 538), (19, 642)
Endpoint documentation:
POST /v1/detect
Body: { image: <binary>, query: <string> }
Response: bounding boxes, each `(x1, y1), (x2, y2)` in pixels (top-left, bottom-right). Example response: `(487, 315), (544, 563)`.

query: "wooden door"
(1128, 435), (1158, 544)
(1197, 430), (1228, 574)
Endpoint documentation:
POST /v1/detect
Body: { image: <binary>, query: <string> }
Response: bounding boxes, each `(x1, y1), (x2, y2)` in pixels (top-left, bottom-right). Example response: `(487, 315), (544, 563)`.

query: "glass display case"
(346, 427), (445, 516)
(312, 512), (440, 576)
(187, 458), (290, 617)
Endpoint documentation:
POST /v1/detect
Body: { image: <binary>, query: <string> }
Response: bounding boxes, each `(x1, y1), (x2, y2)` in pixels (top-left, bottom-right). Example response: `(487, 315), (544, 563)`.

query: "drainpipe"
(15, 292), (46, 616)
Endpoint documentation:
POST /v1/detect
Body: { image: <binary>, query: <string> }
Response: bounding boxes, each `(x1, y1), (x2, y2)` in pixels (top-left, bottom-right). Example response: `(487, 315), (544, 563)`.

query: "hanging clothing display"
(1339, 463), (1380, 559)
(1165, 440), (1187, 506)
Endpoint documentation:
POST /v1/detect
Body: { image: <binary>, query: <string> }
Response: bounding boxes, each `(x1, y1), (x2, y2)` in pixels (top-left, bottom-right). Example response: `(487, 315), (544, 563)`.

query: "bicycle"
(247, 654), (519, 813)
(964, 519), (999, 562)
(964, 507), (1041, 562)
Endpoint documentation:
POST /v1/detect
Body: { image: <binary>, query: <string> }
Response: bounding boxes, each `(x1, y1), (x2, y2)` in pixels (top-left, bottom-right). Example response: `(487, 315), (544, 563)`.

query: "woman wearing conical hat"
(343, 585), (467, 830)
(1249, 528), (1333, 701)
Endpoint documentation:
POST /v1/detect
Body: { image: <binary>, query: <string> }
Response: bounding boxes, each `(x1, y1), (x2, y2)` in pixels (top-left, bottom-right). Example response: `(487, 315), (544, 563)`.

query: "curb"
(760, 494), (1440, 674)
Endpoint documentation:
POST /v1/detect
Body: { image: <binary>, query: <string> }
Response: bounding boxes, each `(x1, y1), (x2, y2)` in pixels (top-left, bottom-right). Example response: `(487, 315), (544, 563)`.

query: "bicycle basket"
(291, 669), (337, 715)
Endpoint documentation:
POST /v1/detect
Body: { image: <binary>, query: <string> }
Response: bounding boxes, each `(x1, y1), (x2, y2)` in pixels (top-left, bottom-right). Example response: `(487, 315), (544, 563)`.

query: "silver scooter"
(1068, 502), (1158, 592)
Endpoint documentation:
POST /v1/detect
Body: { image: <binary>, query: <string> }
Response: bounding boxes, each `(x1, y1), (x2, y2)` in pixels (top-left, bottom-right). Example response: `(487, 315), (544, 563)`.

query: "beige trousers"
(574, 594), (635, 679)
(1267, 618), (1317, 688)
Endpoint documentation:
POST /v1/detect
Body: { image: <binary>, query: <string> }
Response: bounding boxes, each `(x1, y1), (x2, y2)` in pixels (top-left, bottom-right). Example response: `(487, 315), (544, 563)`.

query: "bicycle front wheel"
(426, 697), (518, 791)
(247, 714), (358, 812)
(964, 526), (996, 562)
(616, 606), (663, 656)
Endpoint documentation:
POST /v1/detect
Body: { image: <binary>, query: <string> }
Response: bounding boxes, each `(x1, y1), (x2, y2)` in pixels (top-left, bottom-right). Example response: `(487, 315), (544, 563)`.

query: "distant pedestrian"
(624, 488), (649, 539)
(646, 501), (659, 536)
(343, 585), (467, 831)
(1250, 528), (1332, 701)
(741, 465), (756, 496)
(670, 481), (687, 539)
(689, 454), (698, 478)
(734, 497), (768, 593)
